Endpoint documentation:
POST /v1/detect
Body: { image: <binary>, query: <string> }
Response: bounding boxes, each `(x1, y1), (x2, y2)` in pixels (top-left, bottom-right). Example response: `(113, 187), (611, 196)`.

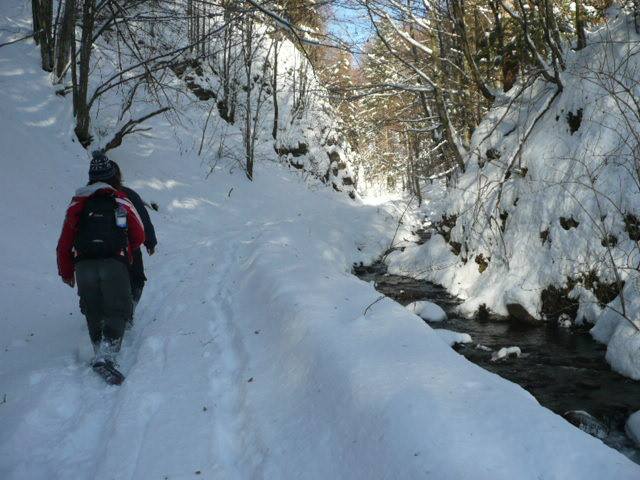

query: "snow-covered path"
(1, 223), (253, 478)
(0, 158), (392, 479)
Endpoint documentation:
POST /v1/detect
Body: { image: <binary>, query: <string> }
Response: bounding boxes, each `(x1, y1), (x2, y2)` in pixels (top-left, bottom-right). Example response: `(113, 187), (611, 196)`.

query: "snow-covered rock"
(558, 314), (572, 328)
(625, 411), (640, 447)
(405, 300), (447, 322)
(591, 305), (625, 344)
(491, 346), (522, 362)
(434, 329), (472, 346)
(605, 321), (640, 380)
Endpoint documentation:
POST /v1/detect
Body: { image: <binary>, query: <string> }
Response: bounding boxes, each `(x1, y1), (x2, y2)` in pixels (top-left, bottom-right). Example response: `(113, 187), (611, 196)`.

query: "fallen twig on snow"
(363, 295), (386, 316)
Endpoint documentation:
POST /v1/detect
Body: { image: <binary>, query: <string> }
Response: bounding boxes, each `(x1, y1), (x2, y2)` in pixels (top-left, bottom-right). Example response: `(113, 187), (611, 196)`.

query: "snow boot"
(92, 359), (125, 385)
(92, 339), (124, 385)
(93, 338), (121, 364)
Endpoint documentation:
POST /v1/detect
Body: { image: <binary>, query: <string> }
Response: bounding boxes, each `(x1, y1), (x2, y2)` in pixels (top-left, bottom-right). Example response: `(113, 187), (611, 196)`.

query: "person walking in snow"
(112, 162), (157, 323)
(56, 151), (145, 384)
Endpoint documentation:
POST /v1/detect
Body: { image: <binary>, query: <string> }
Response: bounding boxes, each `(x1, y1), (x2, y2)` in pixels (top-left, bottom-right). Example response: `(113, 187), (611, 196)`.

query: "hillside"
(387, 10), (640, 380)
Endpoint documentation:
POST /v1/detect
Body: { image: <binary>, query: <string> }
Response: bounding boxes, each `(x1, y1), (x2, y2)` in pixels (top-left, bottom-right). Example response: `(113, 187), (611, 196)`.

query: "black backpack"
(74, 192), (128, 260)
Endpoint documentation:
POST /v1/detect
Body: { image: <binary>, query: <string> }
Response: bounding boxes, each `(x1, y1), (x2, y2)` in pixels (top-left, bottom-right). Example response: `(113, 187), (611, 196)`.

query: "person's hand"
(63, 277), (75, 288)
(146, 245), (155, 256)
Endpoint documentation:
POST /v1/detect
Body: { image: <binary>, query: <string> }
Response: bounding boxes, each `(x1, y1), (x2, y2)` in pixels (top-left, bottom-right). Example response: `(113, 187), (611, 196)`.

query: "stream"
(353, 261), (640, 463)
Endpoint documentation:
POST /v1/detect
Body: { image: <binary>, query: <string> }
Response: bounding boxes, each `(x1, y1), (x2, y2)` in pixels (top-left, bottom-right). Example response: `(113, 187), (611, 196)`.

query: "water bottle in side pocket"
(115, 205), (128, 228)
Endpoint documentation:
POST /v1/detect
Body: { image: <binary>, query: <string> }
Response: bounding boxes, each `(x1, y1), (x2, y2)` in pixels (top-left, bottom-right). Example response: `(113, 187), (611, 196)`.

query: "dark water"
(354, 262), (640, 463)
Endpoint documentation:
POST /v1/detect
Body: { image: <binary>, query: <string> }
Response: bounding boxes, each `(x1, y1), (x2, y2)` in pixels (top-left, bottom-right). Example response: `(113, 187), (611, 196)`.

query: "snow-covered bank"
(387, 11), (640, 379)
(2, 3), (640, 479)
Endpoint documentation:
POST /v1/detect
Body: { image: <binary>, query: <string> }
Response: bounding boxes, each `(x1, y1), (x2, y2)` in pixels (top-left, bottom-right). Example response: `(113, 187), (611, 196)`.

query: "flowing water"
(354, 261), (640, 463)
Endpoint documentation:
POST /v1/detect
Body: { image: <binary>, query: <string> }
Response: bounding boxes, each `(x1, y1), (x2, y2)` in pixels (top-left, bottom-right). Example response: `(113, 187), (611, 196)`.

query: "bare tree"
(54, 0), (76, 83)
(239, 14), (274, 180)
(74, 0), (96, 146)
(271, 35), (280, 140)
(575, 0), (587, 50)
(33, 0), (54, 71)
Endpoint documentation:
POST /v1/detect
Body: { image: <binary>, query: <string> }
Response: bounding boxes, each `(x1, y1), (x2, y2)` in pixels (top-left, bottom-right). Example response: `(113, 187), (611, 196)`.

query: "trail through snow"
(2, 222), (261, 478)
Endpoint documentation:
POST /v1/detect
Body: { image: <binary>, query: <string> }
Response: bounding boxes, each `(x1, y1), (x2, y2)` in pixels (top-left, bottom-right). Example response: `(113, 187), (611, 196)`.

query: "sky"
(327, 2), (373, 50)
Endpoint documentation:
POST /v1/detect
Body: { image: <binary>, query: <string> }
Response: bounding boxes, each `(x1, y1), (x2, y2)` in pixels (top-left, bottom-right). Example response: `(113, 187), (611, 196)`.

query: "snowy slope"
(388, 11), (640, 379)
(2, 2), (640, 479)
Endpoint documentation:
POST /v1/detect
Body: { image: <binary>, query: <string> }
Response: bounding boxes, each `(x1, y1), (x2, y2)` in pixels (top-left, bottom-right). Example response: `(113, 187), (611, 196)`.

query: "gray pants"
(76, 258), (132, 350)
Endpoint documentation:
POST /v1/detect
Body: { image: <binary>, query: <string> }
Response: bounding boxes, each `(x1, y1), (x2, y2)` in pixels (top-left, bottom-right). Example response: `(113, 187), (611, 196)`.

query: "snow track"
(2, 230), (261, 479)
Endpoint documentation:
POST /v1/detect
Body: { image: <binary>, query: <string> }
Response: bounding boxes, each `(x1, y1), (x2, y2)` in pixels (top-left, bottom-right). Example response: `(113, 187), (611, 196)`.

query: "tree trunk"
(220, 2), (236, 124)
(575, 0), (587, 50)
(432, 18), (465, 173)
(187, 0), (192, 49)
(243, 17), (254, 180)
(272, 39), (279, 140)
(32, 0), (41, 45)
(411, 133), (422, 206)
(434, 86), (465, 173)
(489, 0), (517, 92)
(54, 0), (76, 82)
(71, 24), (78, 114)
(75, 0), (95, 147)
(450, 0), (495, 101)
(34, 0), (54, 71)
(541, 0), (565, 71)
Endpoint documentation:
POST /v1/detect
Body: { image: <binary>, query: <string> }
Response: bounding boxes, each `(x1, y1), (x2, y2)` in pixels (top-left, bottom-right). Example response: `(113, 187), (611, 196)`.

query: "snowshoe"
(92, 360), (125, 385)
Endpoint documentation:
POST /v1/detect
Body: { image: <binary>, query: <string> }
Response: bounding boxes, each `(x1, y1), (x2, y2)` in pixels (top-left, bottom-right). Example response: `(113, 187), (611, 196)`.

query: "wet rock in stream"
(564, 410), (609, 439)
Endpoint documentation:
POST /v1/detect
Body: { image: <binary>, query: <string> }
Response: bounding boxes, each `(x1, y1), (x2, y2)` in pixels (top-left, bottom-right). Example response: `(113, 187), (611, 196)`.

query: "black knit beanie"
(89, 150), (116, 182)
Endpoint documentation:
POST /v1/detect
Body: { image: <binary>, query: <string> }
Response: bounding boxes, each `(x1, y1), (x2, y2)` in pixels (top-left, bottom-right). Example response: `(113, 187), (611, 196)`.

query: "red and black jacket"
(56, 183), (145, 282)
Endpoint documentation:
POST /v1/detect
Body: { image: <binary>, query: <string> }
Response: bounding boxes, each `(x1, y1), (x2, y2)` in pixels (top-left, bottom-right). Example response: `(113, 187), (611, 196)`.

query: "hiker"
(56, 151), (145, 372)
(112, 162), (157, 319)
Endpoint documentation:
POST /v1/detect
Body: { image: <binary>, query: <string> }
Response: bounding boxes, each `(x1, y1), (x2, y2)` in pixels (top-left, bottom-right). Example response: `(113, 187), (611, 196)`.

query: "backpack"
(74, 192), (128, 260)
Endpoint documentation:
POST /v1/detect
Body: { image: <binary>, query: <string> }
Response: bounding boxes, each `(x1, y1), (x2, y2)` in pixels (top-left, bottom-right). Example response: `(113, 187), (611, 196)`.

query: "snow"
(627, 411), (640, 447)
(386, 13), (640, 379)
(590, 285), (640, 379)
(605, 320), (640, 380)
(435, 329), (473, 346)
(405, 300), (447, 322)
(491, 347), (522, 362)
(1, 1), (640, 478)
